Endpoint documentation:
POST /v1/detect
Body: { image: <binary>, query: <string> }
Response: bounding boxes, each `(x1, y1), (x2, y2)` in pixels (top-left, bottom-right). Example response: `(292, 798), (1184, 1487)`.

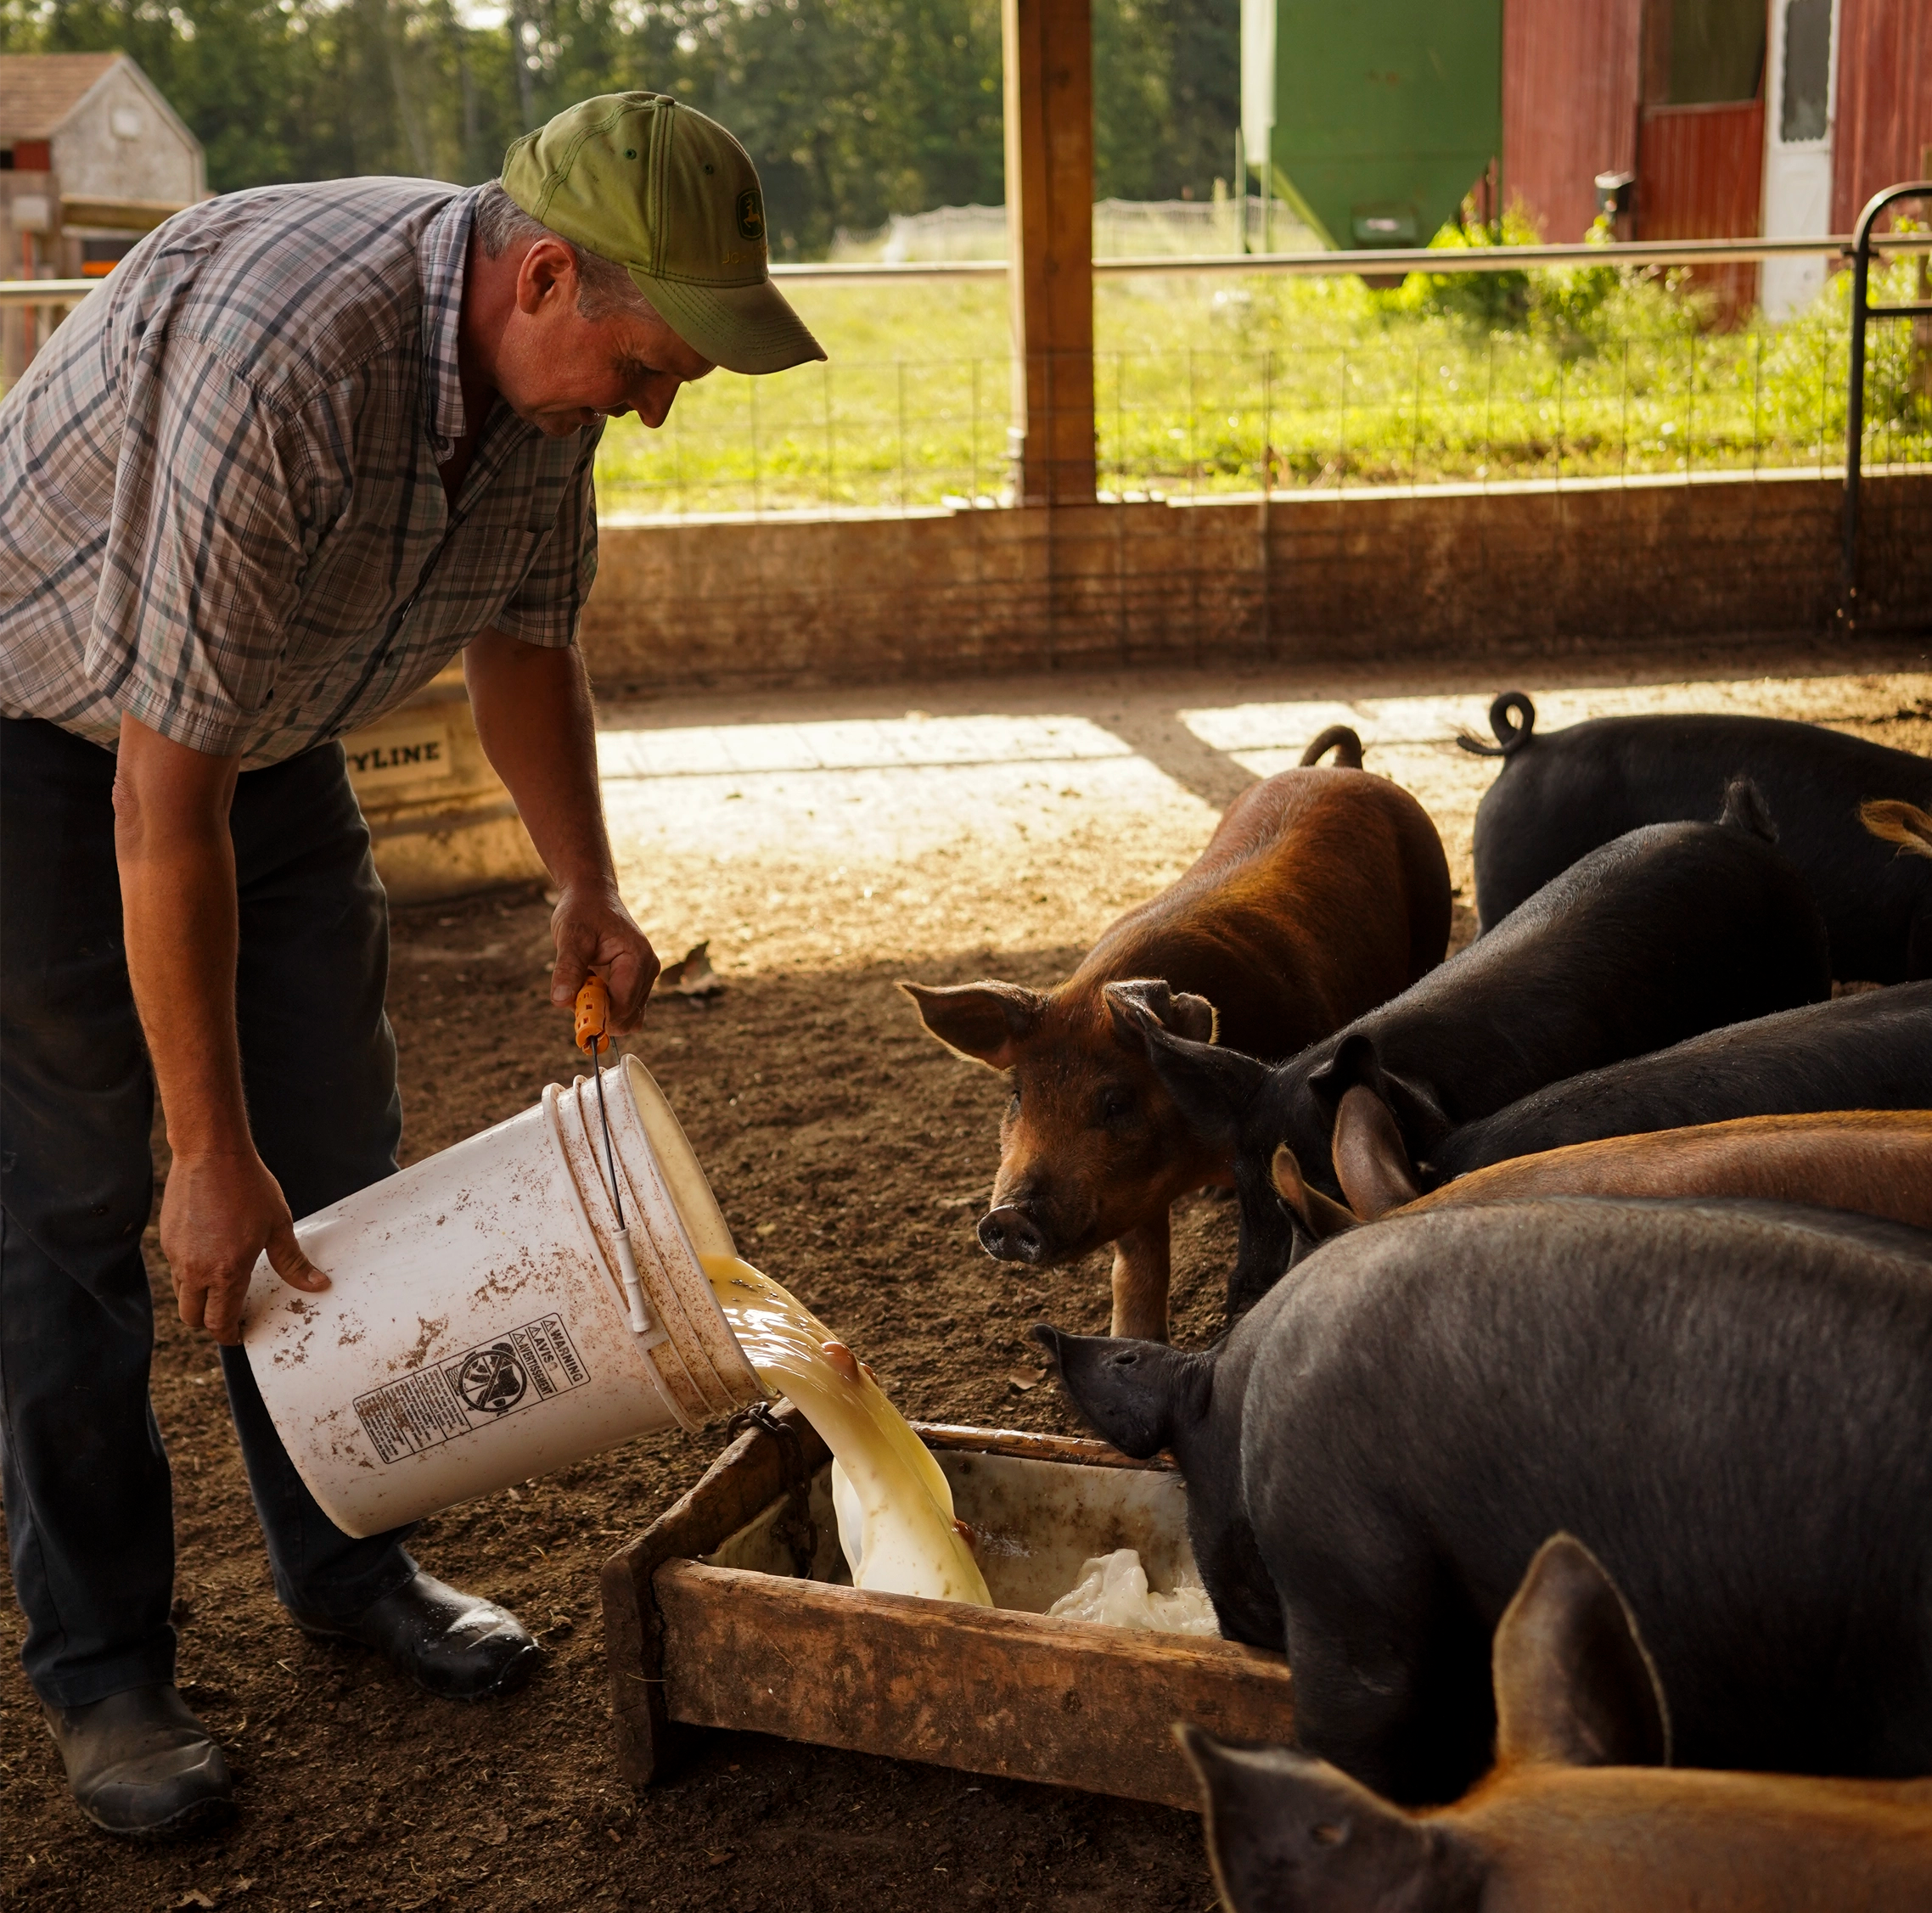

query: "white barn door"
(1761, 0), (1840, 321)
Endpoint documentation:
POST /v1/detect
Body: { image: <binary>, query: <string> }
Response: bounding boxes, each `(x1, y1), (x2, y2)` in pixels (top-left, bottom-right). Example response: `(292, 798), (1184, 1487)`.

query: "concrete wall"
(580, 465), (1930, 693)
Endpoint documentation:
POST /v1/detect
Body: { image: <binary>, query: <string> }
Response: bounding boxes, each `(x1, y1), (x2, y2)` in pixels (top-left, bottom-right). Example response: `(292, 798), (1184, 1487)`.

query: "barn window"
(1646, 0), (1767, 105)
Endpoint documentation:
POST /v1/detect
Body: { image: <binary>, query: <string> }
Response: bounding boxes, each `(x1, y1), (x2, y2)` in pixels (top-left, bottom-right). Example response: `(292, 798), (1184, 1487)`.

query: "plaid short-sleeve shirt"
(0, 177), (601, 767)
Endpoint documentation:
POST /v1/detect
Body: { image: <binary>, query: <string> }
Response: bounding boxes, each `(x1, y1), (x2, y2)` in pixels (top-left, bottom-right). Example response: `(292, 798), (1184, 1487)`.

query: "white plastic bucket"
(242, 1055), (764, 1538)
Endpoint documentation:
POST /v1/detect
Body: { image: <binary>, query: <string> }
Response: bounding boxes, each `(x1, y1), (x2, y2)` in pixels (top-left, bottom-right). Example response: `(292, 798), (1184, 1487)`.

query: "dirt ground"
(3, 646), (1928, 1912)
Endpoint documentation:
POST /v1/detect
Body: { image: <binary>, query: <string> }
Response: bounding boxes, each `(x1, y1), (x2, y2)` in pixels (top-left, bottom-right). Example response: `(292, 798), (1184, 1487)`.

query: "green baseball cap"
(501, 93), (824, 376)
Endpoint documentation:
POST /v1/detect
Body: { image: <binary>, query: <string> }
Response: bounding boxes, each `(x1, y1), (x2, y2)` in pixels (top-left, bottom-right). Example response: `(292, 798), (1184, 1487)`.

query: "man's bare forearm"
(112, 712), (326, 1339)
(465, 628), (660, 1026)
(464, 629), (614, 891)
(113, 715), (250, 1160)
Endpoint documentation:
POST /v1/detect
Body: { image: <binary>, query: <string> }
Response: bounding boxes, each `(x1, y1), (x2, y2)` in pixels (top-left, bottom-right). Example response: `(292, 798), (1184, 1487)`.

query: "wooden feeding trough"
(600, 1408), (1294, 1809)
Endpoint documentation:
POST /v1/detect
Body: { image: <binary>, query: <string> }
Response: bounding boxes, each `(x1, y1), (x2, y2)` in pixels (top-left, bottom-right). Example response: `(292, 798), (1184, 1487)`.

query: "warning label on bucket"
(353, 1316), (590, 1464)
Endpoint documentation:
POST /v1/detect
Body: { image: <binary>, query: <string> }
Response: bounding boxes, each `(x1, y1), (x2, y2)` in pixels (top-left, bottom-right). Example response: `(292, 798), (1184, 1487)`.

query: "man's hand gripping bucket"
(240, 1013), (764, 1538)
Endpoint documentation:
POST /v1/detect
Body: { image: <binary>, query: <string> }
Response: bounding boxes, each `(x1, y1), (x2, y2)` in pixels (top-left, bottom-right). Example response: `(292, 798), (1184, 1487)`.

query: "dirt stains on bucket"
(270, 1300), (317, 1369)
(464, 1243), (564, 1310)
(402, 1315), (451, 1372)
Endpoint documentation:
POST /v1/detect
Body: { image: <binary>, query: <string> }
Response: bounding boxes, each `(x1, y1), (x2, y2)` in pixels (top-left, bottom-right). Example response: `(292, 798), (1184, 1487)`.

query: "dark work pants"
(0, 715), (418, 1708)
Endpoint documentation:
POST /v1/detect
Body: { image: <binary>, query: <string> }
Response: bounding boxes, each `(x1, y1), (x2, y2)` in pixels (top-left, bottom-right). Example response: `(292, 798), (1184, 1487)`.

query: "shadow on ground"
(0, 894), (1233, 1913)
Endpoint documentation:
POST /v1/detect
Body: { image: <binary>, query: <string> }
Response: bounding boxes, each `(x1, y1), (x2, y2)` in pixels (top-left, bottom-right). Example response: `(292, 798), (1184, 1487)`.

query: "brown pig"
(901, 727), (1450, 1340)
(1319, 1102), (1932, 1229)
(1182, 1533), (1932, 1913)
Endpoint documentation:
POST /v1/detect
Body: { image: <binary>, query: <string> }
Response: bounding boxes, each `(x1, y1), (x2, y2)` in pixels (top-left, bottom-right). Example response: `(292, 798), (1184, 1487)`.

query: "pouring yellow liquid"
(703, 1254), (991, 1607)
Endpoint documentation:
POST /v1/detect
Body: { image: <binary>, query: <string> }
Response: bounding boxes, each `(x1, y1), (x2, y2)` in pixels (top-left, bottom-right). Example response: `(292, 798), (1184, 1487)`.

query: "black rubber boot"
(45, 1686), (235, 1838)
(291, 1570), (539, 1701)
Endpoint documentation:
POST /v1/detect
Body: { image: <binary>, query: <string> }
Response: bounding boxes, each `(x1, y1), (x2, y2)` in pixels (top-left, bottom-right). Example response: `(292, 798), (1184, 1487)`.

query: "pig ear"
(1176, 1727), (1475, 1913)
(1862, 799), (1932, 861)
(898, 980), (1044, 1071)
(1492, 1534), (1671, 1771)
(1105, 977), (1220, 1046)
(1107, 986), (1266, 1151)
(1330, 1086), (1422, 1219)
(1306, 1029), (1381, 1106)
(1270, 1145), (1360, 1240)
(1031, 1325), (1199, 1460)
(1309, 1033), (1451, 1158)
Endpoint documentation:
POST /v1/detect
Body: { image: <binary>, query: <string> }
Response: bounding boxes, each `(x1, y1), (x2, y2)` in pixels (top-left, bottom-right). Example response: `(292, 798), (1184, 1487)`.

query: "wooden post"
(1003, 0), (1097, 504)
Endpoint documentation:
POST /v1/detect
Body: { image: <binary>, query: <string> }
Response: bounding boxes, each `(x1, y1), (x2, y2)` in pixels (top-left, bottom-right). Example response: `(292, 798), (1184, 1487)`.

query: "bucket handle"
(541, 1080), (703, 1434)
(569, 1065), (755, 1417)
(554, 1069), (723, 1422)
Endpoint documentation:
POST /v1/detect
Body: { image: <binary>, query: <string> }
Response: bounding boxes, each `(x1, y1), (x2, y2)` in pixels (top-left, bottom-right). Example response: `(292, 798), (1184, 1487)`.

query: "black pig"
(1462, 693), (1932, 980)
(1035, 1198), (1932, 1808)
(1346, 980), (1932, 1207)
(1109, 785), (1830, 1313)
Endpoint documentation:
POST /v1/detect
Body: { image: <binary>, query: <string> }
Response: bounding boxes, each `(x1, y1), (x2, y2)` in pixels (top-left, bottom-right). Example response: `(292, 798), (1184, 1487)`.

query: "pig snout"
(978, 1204), (1048, 1263)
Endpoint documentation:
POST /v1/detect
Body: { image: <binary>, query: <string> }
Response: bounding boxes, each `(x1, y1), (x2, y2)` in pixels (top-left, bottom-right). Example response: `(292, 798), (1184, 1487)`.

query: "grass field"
(595, 248), (1932, 519)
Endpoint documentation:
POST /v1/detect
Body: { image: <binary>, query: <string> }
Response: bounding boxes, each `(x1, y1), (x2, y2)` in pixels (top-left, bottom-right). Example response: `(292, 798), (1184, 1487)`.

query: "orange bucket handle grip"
(575, 976), (611, 1056)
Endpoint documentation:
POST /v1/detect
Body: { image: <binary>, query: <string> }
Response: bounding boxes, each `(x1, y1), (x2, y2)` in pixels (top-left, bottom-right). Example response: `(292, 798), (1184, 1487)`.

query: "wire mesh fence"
(576, 239), (1931, 682)
(593, 263), (1932, 521)
(596, 356), (1006, 519)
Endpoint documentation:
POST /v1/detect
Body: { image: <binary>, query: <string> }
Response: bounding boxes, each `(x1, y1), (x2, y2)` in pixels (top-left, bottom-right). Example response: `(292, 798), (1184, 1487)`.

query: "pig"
(1401, 979), (1932, 1198)
(1106, 783), (1830, 1315)
(1325, 1104), (1932, 1226)
(1034, 1197), (1932, 1804)
(1460, 692), (1932, 980)
(1181, 1533), (1932, 1913)
(900, 728), (1450, 1341)
(1347, 805), (1930, 1217)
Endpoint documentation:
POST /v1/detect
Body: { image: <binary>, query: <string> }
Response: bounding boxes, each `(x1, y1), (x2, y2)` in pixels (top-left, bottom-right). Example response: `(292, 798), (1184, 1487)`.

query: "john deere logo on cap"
(736, 188), (765, 243)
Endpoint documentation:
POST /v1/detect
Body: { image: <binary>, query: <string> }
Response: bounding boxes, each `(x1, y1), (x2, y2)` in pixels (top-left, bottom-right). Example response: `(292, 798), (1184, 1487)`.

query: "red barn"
(1502, 0), (1931, 318)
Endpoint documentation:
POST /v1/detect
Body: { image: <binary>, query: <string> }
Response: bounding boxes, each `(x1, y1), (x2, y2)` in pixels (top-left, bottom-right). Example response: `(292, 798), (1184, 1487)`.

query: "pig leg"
(1109, 1217), (1172, 1342)
(1276, 1596), (1485, 1804)
(1263, 1517), (1496, 1806)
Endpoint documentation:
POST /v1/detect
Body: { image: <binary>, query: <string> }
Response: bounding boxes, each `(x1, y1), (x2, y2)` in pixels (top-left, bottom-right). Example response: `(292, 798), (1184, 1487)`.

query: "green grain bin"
(1241, 0), (1502, 250)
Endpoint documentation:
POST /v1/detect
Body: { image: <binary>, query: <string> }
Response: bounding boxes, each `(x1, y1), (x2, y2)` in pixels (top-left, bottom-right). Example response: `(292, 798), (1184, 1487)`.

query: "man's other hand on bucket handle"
(114, 715), (329, 1344)
(463, 626), (660, 1034)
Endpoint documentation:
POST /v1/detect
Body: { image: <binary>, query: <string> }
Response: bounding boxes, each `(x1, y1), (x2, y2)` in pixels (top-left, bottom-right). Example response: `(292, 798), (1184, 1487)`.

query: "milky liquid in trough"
(702, 1254), (992, 1607)
(1048, 1549), (1219, 1635)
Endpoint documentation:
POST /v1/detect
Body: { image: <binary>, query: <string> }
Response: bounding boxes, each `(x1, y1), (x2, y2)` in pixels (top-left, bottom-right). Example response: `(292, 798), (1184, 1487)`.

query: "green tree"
(1094, 0), (1238, 201)
(1, 0), (1241, 243)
